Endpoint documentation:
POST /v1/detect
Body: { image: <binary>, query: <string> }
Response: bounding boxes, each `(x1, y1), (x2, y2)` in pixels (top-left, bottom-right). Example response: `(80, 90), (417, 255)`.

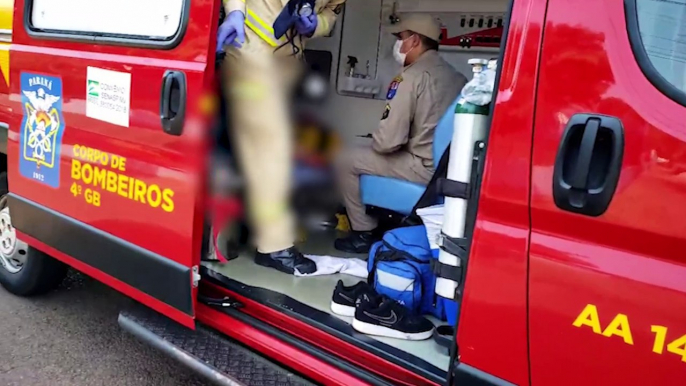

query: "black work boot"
(334, 231), (379, 254)
(255, 247), (316, 275)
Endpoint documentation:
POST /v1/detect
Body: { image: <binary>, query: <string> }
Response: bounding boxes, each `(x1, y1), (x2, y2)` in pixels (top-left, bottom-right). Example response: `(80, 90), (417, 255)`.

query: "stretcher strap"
(433, 235), (467, 283)
(431, 259), (461, 282)
(438, 178), (470, 200)
(439, 235), (468, 258)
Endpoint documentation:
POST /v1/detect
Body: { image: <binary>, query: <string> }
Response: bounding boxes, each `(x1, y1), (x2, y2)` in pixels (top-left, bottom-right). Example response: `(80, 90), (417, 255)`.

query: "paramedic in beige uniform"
(334, 13), (467, 253)
(218, 0), (345, 274)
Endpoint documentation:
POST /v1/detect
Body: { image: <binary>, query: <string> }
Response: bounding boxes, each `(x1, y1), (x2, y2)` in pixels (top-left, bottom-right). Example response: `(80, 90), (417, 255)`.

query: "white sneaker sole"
(351, 318), (433, 341)
(330, 301), (355, 317)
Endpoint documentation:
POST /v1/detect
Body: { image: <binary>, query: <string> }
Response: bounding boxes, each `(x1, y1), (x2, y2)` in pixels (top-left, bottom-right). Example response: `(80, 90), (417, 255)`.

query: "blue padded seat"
(359, 97), (459, 215)
(360, 176), (426, 215)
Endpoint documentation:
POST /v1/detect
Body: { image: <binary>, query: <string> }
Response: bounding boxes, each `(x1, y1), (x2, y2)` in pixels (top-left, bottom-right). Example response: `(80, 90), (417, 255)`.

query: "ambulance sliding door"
(528, 0), (686, 384)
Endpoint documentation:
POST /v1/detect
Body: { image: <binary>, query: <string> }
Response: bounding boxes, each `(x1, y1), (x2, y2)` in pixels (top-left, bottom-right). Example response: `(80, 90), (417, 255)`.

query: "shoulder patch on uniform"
(386, 76), (403, 100)
(333, 4), (344, 14)
(381, 104), (391, 120)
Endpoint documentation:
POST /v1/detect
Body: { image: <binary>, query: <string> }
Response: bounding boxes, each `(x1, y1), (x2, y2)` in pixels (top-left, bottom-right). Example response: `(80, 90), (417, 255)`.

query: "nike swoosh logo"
(363, 310), (398, 325)
(339, 293), (354, 303)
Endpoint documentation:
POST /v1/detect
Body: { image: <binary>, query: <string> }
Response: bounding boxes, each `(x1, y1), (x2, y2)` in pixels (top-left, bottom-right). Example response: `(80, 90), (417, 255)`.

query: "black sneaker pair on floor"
(330, 281), (434, 341)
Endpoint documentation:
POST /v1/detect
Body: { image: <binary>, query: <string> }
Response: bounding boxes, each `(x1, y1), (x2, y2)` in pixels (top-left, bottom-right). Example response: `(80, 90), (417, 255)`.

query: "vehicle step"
(118, 306), (314, 386)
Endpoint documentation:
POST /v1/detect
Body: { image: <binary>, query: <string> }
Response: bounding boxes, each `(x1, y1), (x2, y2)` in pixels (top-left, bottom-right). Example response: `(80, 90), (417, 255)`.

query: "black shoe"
(330, 280), (377, 317)
(254, 247), (316, 275)
(334, 231), (379, 254)
(352, 296), (434, 341)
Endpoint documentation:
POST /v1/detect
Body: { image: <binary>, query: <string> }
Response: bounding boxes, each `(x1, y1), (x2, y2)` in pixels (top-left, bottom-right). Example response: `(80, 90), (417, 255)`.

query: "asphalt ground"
(0, 270), (210, 386)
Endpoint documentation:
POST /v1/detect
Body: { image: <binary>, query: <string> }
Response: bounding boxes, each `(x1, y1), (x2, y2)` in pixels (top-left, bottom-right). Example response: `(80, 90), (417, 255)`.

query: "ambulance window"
(628, 0), (686, 105)
(28, 0), (186, 43)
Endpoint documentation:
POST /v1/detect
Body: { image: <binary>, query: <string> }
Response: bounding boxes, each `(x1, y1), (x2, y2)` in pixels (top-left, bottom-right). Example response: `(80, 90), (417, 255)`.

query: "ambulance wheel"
(0, 172), (67, 296)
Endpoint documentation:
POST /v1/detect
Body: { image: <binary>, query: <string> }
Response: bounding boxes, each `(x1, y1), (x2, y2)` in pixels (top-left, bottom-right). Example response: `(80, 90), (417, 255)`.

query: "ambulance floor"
(203, 231), (451, 374)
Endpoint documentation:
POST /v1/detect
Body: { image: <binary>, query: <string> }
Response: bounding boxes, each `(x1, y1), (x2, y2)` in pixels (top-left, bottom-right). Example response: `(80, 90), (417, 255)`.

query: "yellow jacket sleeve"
(223, 0), (246, 15)
(312, 0), (346, 38)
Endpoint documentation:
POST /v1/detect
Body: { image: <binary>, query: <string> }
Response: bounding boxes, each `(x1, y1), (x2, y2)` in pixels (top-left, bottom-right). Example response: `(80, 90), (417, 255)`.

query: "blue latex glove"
(294, 14), (317, 37)
(216, 11), (246, 52)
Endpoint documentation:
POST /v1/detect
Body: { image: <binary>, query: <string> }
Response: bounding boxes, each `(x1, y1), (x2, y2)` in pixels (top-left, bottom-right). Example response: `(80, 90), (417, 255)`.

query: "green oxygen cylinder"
(435, 58), (494, 300)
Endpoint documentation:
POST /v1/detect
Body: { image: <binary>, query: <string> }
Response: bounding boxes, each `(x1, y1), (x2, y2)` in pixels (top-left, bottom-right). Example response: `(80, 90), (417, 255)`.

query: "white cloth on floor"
(295, 255), (368, 278)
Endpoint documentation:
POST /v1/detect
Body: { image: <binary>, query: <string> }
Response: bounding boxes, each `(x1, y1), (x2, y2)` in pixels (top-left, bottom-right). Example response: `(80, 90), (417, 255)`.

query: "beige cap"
(386, 13), (442, 42)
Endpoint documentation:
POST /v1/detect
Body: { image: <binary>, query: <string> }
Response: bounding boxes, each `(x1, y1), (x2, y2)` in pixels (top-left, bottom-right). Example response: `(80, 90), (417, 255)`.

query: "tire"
(0, 172), (67, 296)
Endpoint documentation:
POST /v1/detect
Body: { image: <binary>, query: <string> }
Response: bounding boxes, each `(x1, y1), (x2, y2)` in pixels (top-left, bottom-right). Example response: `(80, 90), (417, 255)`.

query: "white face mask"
(393, 36), (414, 66)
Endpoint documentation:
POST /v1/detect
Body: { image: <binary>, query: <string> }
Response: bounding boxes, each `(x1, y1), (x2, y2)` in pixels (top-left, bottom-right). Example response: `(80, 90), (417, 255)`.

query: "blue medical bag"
(367, 226), (446, 320)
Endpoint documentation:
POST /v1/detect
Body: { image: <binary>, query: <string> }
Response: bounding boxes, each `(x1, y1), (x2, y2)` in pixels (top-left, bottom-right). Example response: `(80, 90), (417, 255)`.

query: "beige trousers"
(335, 145), (434, 231)
(222, 32), (301, 253)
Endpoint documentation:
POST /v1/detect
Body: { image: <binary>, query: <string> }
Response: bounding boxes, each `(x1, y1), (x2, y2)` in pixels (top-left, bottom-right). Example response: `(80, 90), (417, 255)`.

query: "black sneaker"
(330, 280), (377, 317)
(254, 247), (316, 275)
(352, 296), (434, 340)
(334, 231), (380, 254)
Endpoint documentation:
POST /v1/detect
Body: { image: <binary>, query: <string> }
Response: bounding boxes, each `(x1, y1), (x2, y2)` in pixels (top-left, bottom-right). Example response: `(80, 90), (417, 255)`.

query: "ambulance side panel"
(7, 0), (217, 327)
(529, 0), (686, 384)
(0, 0), (12, 154)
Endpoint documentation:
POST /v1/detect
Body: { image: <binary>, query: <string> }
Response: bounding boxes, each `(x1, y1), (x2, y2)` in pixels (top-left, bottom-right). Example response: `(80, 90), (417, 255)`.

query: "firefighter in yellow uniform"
(218, 0), (345, 275)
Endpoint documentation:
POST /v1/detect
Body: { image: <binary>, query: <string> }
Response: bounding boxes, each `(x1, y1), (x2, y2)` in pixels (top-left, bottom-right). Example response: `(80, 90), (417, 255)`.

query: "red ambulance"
(0, 0), (684, 385)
